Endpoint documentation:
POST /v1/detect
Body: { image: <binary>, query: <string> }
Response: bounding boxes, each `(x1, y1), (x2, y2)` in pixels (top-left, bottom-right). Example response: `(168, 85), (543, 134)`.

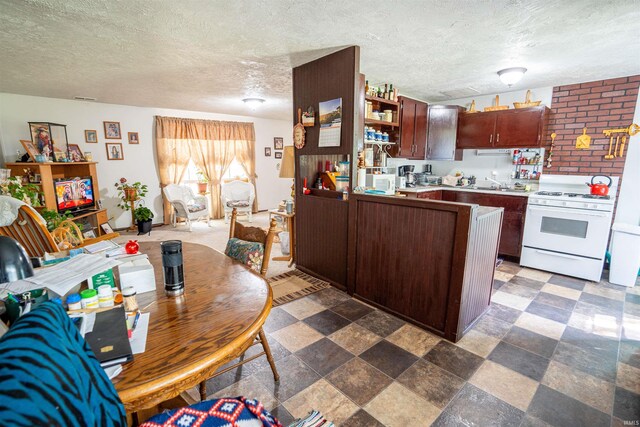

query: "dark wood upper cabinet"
(398, 96), (427, 160)
(456, 106), (549, 149)
(426, 105), (462, 160)
(457, 112), (496, 149)
(494, 108), (548, 148)
(414, 101), (428, 159)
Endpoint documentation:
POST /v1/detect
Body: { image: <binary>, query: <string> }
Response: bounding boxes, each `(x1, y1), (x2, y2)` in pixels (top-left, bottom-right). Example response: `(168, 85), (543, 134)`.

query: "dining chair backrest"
(227, 208), (277, 277)
(0, 204), (58, 257)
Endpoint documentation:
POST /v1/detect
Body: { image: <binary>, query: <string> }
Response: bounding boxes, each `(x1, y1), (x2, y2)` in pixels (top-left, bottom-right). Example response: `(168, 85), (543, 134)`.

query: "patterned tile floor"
(205, 262), (640, 427)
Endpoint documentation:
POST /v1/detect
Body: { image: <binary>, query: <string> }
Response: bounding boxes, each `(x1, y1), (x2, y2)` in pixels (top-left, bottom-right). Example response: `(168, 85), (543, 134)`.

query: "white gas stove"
(521, 175), (619, 281)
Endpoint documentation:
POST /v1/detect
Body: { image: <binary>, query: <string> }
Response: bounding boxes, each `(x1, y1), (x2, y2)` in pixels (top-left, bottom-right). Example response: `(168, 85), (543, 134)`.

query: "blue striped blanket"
(0, 302), (126, 426)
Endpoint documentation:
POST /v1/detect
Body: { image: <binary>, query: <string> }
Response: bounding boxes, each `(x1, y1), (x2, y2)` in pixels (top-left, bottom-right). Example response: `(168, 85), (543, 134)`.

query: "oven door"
(523, 205), (612, 259)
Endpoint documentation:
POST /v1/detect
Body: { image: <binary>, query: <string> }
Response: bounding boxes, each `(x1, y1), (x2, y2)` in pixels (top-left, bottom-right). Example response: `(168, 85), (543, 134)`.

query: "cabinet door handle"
(489, 134), (493, 144)
(497, 133), (500, 143)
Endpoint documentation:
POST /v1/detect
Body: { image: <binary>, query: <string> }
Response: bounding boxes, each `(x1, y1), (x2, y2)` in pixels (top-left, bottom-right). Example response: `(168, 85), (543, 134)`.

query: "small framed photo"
(32, 173), (41, 183)
(265, 147), (271, 157)
(54, 151), (67, 162)
(20, 139), (40, 161)
(100, 222), (114, 234)
(83, 229), (96, 239)
(85, 130), (98, 143)
(103, 121), (121, 139)
(274, 137), (284, 150)
(128, 132), (139, 144)
(67, 144), (85, 162)
(275, 151), (282, 159)
(106, 143), (124, 160)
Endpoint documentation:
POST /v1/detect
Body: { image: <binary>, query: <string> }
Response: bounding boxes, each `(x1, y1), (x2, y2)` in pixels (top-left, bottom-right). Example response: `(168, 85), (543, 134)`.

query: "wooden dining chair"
(0, 205), (119, 257)
(198, 208), (280, 401)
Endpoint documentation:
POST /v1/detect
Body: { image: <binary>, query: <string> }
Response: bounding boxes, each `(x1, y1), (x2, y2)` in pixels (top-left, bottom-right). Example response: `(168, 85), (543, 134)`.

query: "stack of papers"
(0, 254), (121, 296)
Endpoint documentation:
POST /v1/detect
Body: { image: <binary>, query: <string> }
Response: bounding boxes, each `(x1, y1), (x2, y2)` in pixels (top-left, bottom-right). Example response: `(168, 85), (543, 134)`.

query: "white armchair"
(162, 184), (210, 231)
(221, 180), (255, 223)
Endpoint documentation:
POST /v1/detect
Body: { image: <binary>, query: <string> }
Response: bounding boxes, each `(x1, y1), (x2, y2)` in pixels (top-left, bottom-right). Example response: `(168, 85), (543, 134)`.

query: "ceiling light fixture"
(497, 67), (527, 86)
(73, 96), (97, 101)
(242, 98), (265, 109)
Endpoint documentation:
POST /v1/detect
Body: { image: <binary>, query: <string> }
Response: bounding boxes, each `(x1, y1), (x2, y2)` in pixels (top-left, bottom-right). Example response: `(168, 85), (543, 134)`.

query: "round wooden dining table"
(112, 242), (272, 413)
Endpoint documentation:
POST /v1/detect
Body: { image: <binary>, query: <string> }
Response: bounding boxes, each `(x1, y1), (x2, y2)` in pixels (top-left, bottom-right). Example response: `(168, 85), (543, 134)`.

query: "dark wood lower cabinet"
(442, 191), (527, 257)
(348, 195), (503, 342)
(416, 191), (442, 200)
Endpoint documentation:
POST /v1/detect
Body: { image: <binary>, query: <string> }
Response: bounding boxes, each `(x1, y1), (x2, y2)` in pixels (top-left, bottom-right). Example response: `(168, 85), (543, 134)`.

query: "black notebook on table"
(85, 306), (133, 368)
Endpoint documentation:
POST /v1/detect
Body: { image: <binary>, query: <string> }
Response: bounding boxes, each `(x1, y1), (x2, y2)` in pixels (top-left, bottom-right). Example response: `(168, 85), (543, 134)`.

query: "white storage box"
(118, 256), (157, 294)
(609, 223), (640, 287)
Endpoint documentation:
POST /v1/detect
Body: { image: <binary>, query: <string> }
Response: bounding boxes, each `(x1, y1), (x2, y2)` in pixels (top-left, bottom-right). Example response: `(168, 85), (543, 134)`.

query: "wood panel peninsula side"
(347, 194), (503, 342)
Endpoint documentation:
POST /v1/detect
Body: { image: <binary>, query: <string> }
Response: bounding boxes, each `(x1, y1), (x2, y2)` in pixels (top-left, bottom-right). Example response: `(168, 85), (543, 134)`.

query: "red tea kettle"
(587, 175), (612, 196)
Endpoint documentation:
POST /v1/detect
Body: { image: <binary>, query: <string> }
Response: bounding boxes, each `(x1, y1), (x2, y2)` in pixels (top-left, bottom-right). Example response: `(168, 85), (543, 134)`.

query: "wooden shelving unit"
(5, 161), (110, 236)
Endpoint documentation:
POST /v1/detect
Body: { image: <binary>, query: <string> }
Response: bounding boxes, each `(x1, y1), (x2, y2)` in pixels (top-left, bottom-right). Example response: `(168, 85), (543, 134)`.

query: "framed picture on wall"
(128, 132), (139, 144)
(106, 143), (124, 160)
(85, 130), (98, 143)
(265, 147), (271, 157)
(275, 151), (282, 159)
(273, 137), (284, 150)
(103, 121), (121, 139)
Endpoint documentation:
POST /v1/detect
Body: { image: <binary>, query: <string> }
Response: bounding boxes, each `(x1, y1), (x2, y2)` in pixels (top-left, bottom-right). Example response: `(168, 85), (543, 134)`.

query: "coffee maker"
(398, 165), (416, 187)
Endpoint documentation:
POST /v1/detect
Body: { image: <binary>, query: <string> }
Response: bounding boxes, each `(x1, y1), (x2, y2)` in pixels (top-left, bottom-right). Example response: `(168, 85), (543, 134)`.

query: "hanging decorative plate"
(293, 108), (306, 149)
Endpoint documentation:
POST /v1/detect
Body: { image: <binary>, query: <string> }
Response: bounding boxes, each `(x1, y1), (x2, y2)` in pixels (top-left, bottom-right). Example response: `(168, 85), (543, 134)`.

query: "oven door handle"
(534, 249), (583, 260)
(527, 206), (609, 218)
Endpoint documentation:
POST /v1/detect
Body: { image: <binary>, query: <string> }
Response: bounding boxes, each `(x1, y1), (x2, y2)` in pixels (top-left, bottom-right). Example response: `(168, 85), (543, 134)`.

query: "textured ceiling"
(1, 0), (639, 119)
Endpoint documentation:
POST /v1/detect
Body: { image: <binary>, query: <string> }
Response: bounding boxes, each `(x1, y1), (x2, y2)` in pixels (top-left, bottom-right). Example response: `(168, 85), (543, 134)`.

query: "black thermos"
(161, 240), (184, 296)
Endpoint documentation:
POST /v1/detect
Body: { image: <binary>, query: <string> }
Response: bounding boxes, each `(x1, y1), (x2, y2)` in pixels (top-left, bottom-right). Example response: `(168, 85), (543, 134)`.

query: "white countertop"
(398, 185), (533, 197)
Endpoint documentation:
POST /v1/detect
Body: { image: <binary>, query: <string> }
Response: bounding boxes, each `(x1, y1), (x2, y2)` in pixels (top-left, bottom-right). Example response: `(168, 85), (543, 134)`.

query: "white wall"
(0, 93), (292, 229)
(614, 97), (640, 226)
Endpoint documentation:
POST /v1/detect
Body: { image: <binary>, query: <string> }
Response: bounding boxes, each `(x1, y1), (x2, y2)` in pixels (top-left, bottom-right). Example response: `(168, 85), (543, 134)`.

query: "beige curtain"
(155, 116), (257, 220)
(155, 117), (192, 224)
(233, 138), (258, 212)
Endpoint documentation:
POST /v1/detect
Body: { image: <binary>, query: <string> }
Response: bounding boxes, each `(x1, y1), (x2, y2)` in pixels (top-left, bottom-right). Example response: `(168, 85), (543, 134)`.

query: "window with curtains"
(181, 158), (248, 193)
(155, 116), (257, 222)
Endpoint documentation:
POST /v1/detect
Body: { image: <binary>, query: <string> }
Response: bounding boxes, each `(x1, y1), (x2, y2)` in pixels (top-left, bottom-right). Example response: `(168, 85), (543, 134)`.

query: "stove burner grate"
(536, 191), (563, 196)
(583, 194), (611, 200)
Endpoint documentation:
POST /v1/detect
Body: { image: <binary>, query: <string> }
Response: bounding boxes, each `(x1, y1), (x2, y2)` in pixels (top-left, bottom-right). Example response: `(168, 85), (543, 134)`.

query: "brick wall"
(546, 75), (639, 178)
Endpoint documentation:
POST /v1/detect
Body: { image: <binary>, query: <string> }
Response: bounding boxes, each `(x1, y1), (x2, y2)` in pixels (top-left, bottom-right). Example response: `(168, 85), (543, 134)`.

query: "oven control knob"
(562, 201), (567, 206)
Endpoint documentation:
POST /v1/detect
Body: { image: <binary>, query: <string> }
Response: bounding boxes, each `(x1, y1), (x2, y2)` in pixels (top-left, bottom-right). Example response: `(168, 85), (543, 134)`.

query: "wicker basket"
(484, 95), (509, 112)
(514, 90), (541, 109)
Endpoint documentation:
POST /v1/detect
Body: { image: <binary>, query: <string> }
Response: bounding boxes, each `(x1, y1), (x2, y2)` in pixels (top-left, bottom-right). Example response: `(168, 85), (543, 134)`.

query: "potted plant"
(114, 177), (148, 211)
(41, 209), (77, 231)
(196, 170), (209, 194)
(0, 177), (42, 207)
(134, 206), (154, 235)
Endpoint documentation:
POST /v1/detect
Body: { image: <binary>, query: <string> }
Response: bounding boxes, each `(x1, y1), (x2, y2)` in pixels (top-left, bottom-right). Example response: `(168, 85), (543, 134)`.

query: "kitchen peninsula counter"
(347, 194), (503, 342)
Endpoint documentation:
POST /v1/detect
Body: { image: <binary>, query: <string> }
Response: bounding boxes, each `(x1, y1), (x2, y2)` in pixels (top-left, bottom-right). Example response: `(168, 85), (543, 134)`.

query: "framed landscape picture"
(103, 121), (121, 139)
(128, 132), (139, 144)
(85, 129), (97, 143)
(275, 151), (282, 159)
(100, 222), (114, 234)
(106, 143), (124, 160)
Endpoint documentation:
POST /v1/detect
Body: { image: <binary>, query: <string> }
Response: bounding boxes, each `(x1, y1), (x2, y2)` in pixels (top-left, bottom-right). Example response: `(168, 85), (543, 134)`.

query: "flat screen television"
(54, 177), (95, 213)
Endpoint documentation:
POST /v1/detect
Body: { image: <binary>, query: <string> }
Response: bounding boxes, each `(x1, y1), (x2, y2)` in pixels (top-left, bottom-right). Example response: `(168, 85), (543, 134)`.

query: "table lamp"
(0, 236), (34, 283)
(279, 146), (295, 199)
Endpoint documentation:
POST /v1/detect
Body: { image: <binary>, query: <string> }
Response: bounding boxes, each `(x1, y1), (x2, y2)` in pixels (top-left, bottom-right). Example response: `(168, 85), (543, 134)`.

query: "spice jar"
(66, 293), (82, 310)
(122, 286), (139, 312)
(80, 289), (99, 309)
(97, 285), (115, 308)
